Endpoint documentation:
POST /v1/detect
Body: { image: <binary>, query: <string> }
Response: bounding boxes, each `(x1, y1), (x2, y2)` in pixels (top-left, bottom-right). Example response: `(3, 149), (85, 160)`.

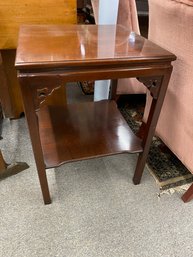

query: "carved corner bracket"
(33, 85), (62, 111)
(137, 76), (163, 99)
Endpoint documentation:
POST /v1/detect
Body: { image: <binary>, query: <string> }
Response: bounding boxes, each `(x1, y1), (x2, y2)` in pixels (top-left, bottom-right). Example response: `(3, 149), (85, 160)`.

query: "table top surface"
(15, 24), (175, 69)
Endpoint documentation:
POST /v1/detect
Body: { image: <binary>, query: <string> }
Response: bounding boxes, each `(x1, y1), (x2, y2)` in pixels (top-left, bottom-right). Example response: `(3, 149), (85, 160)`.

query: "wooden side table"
(15, 25), (176, 204)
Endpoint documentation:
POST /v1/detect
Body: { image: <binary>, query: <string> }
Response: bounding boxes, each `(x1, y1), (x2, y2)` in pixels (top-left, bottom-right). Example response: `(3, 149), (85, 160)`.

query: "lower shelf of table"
(37, 100), (143, 169)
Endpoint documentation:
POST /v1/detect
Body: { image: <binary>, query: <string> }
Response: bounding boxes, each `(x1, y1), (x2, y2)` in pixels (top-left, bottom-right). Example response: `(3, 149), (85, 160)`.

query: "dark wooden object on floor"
(0, 150), (29, 180)
(0, 150), (7, 171)
(15, 24), (176, 204)
(0, 53), (29, 178)
(182, 184), (193, 203)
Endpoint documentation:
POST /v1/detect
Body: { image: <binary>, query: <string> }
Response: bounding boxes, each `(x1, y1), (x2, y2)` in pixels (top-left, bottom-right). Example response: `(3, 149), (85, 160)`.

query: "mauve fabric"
(173, 0), (193, 6)
(91, 0), (145, 94)
(117, 0), (140, 33)
(143, 0), (193, 173)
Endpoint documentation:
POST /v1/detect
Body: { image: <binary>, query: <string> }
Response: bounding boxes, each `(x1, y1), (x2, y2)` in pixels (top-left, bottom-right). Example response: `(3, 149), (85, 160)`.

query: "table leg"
(109, 79), (118, 100)
(19, 78), (51, 204)
(133, 71), (172, 184)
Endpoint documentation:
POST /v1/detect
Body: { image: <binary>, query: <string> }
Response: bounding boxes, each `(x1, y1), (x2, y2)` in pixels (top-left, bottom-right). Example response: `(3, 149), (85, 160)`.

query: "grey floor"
(0, 83), (193, 257)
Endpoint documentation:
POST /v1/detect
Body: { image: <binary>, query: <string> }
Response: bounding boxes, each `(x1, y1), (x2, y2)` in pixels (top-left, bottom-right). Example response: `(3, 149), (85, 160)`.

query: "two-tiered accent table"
(15, 25), (176, 204)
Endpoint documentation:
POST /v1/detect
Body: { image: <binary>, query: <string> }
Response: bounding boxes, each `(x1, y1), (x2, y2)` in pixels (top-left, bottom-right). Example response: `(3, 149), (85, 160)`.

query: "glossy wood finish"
(16, 25), (174, 69)
(38, 100), (142, 168)
(16, 25), (176, 204)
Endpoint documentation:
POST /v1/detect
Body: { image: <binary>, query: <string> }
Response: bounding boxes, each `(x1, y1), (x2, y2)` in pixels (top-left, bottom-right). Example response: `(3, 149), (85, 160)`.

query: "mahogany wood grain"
(37, 100), (143, 168)
(133, 71), (172, 184)
(16, 25), (176, 204)
(16, 25), (174, 70)
(19, 78), (51, 204)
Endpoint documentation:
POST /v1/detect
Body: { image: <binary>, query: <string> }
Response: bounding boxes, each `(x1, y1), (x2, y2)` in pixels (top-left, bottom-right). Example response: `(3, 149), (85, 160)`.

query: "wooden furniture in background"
(0, 52), (13, 117)
(0, 0), (77, 118)
(0, 151), (7, 172)
(15, 24), (175, 204)
(0, 50), (23, 118)
(0, 150), (29, 180)
(77, 0), (85, 9)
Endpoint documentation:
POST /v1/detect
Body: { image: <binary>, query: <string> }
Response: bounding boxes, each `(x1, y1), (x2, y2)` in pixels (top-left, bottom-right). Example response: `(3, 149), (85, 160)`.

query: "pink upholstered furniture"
(143, 0), (193, 202)
(91, 0), (146, 94)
